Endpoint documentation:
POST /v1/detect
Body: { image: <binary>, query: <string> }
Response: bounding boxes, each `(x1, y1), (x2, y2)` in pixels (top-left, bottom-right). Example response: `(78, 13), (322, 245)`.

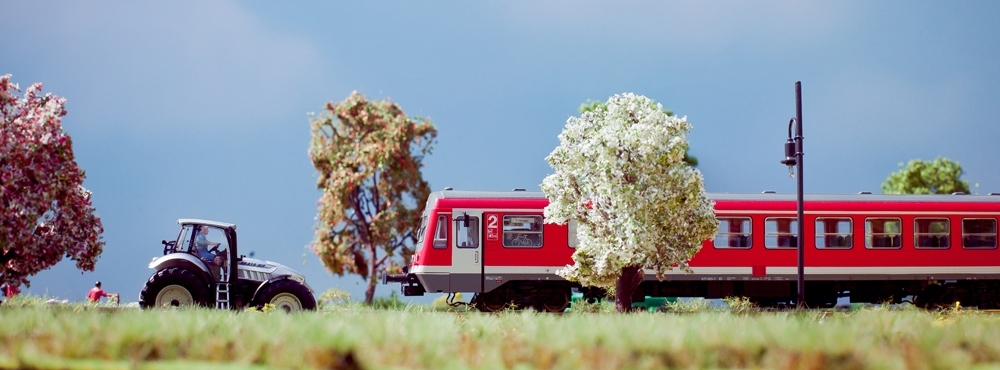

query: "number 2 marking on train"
(487, 214), (499, 240)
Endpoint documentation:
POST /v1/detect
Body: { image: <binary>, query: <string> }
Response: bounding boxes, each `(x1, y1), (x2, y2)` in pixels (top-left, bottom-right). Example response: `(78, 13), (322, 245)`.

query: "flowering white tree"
(541, 93), (717, 312)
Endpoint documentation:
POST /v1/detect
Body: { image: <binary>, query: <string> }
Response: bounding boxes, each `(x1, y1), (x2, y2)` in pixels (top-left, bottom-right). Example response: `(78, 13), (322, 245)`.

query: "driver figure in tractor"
(194, 225), (221, 262)
(193, 225), (226, 280)
(194, 225), (226, 282)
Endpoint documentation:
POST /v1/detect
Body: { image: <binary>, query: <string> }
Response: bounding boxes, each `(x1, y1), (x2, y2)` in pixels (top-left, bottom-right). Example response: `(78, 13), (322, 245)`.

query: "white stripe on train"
(412, 265), (1000, 275)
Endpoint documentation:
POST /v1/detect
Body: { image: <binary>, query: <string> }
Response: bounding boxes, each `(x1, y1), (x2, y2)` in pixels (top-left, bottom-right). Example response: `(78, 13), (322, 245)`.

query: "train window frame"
(455, 215), (480, 249)
(713, 217), (752, 249)
(764, 217), (798, 249)
(914, 218), (950, 249)
(865, 217), (902, 249)
(432, 214), (449, 249)
(962, 218), (997, 249)
(567, 219), (578, 249)
(502, 215), (544, 248)
(415, 215), (428, 251)
(815, 217), (852, 249)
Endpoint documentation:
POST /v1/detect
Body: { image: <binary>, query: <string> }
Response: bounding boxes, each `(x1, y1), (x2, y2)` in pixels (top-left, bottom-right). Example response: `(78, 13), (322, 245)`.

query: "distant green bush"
(370, 291), (407, 310)
(317, 288), (352, 309)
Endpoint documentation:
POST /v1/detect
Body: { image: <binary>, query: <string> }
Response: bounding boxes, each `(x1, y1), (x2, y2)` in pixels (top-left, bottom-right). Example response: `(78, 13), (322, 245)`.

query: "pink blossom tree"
(0, 74), (105, 289)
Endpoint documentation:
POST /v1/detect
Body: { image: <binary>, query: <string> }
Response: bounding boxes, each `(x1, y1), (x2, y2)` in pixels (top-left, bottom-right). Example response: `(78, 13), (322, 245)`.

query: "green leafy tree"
(881, 157), (971, 195)
(309, 91), (437, 304)
(579, 99), (697, 167)
(546, 93), (718, 312)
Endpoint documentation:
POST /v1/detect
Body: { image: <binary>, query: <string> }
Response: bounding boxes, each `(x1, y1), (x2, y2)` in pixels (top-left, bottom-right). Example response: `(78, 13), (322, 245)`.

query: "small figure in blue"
(194, 225), (221, 262)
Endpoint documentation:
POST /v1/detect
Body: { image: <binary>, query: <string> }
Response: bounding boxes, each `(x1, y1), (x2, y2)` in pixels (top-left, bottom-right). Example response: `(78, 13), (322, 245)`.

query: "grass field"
(2, 294), (1000, 369)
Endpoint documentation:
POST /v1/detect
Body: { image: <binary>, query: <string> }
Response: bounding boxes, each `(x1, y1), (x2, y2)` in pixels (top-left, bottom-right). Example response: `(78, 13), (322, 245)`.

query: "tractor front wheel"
(139, 267), (211, 309)
(252, 279), (317, 312)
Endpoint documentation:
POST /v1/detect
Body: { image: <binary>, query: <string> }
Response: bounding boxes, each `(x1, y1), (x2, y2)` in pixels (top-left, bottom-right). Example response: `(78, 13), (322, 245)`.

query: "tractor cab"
(174, 222), (233, 283)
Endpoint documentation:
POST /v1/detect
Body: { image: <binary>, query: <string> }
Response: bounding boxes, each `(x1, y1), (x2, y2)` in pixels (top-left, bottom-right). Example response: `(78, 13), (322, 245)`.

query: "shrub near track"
(1, 295), (999, 369)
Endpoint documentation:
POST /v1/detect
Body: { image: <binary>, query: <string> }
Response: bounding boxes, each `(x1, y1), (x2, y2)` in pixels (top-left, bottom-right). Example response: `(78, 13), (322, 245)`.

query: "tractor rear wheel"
(139, 267), (211, 309)
(252, 279), (317, 312)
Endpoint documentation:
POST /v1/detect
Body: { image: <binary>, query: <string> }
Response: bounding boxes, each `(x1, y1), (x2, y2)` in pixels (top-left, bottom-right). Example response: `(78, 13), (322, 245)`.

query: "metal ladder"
(215, 267), (230, 309)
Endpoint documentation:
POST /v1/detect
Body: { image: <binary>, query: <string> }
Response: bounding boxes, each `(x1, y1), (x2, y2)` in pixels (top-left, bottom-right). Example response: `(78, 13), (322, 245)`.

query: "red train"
(385, 189), (1000, 311)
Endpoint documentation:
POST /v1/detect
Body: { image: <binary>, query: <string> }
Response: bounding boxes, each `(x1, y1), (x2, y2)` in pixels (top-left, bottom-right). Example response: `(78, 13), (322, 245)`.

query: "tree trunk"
(364, 270), (378, 305)
(615, 265), (643, 313)
(364, 245), (378, 304)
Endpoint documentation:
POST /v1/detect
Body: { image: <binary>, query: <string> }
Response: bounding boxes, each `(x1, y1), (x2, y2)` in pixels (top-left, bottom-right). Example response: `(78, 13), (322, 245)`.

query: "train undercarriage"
(460, 278), (1000, 312)
(634, 278), (1000, 309)
(471, 281), (574, 312)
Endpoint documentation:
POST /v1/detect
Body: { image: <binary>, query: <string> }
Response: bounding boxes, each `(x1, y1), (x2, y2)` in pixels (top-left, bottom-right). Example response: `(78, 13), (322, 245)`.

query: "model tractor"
(139, 219), (317, 311)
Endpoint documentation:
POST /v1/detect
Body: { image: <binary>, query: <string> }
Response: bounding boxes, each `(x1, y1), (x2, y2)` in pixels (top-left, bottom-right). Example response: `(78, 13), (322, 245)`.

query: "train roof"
(428, 189), (1000, 204)
(709, 192), (1000, 203)
(430, 190), (547, 200)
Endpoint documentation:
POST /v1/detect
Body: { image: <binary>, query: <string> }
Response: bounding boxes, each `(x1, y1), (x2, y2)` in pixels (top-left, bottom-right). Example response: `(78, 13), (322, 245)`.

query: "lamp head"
(780, 138), (797, 167)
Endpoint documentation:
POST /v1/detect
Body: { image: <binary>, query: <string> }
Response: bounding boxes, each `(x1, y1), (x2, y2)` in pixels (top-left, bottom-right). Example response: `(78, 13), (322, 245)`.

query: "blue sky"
(3, 1), (999, 303)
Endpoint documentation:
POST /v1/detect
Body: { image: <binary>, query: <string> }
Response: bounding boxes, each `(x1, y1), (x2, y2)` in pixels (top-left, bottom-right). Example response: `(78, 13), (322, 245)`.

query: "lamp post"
(780, 81), (805, 309)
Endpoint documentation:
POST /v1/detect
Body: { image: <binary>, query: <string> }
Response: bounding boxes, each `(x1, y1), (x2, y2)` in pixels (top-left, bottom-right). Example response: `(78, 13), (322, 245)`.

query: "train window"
(764, 217), (798, 249)
(433, 215), (448, 249)
(815, 218), (852, 249)
(914, 218), (949, 249)
(455, 216), (480, 249)
(962, 218), (997, 249)
(714, 217), (751, 249)
(568, 219), (579, 249)
(865, 218), (901, 249)
(503, 215), (543, 248)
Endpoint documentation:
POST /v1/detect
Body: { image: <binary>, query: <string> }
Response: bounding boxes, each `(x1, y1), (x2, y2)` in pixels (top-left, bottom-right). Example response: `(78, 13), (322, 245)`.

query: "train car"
(385, 189), (1000, 311)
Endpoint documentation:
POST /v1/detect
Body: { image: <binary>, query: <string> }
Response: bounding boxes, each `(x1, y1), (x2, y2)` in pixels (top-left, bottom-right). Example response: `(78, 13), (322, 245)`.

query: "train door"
(451, 210), (483, 292)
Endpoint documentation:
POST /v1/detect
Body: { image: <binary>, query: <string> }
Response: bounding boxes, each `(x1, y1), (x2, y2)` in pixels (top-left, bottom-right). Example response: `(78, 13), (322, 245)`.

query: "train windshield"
(414, 215), (428, 252)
